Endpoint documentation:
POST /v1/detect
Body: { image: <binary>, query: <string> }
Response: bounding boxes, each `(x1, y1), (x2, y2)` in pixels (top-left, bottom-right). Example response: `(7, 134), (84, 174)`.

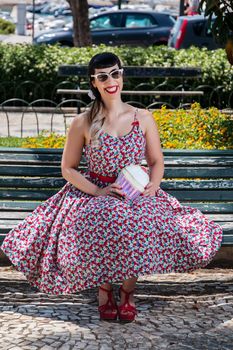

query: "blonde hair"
(88, 99), (105, 147)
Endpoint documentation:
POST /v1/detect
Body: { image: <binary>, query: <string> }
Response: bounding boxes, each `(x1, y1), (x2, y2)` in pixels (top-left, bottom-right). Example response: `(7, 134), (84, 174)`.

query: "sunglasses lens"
(97, 74), (108, 82)
(112, 70), (122, 79)
(95, 69), (122, 82)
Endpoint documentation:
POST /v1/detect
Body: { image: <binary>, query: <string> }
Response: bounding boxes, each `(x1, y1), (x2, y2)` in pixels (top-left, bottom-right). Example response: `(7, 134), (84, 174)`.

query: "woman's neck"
(102, 98), (125, 122)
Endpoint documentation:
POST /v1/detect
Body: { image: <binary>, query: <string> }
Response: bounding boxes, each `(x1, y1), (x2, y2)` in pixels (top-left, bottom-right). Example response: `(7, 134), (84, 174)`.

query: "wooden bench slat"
(187, 203), (233, 213)
(206, 214), (233, 222)
(0, 189), (57, 200)
(1, 220), (231, 231)
(162, 150), (233, 156)
(1, 148), (233, 156)
(1, 222), (232, 246)
(0, 220), (24, 228)
(0, 201), (41, 211)
(0, 148), (232, 253)
(2, 148), (233, 155)
(0, 166), (62, 176)
(222, 238), (233, 245)
(164, 168), (233, 178)
(1, 219), (232, 230)
(0, 153), (63, 163)
(0, 201), (232, 213)
(0, 154), (87, 166)
(0, 177), (66, 188)
(0, 179), (232, 190)
(165, 190), (233, 201)
(164, 180), (233, 190)
(1, 154), (233, 167)
(0, 166), (85, 176)
(0, 189), (232, 202)
(57, 88), (204, 97)
(58, 65), (202, 78)
(1, 212), (231, 222)
(0, 166), (232, 178)
(164, 157), (233, 167)
(0, 148), (64, 154)
(0, 212), (32, 219)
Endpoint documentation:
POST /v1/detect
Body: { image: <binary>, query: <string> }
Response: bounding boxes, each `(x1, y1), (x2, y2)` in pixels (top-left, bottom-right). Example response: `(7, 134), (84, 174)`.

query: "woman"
(2, 52), (222, 323)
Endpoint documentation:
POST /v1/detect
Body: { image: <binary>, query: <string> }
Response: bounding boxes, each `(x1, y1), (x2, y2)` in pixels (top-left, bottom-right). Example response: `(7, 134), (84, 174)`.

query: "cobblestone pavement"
(0, 266), (233, 350)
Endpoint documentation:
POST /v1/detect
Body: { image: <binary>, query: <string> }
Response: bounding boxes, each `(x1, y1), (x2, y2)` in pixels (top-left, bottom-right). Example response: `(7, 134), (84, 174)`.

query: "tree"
(199, 0), (233, 64)
(66, 0), (92, 47)
(179, 0), (184, 16)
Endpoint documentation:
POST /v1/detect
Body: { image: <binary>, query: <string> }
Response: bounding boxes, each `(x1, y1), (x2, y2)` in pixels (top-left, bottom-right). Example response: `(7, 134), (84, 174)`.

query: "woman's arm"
(141, 110), (164, 195)
(61, 114), (99, 196)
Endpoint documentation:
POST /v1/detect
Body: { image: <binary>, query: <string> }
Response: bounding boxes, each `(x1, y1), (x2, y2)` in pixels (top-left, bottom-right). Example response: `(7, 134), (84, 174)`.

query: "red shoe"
(118, 286), (137, 323)
(98, 286), (118, 321)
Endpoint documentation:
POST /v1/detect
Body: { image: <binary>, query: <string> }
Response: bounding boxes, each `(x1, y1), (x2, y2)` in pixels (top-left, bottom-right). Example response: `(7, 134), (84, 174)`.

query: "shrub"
(0, 18), (15, 34)
(0, 44), (232, 105)
(21, 131), (66, 148)
(153, 103), (232, 149)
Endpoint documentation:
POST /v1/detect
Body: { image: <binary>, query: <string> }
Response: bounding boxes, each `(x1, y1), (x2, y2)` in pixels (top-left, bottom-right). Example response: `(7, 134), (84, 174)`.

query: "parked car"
(168, 15), (223, 50)
(0, 11), (15, 24)
(33, 9), (175, 46)
(27, 2), (49, 14)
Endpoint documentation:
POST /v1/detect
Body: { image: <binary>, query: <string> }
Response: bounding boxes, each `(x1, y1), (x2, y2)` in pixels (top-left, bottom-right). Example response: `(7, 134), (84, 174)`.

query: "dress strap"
(131, 108), (139, 126)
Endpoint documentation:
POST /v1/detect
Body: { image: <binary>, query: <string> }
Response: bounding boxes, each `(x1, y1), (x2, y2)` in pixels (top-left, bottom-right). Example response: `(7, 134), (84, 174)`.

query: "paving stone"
(1, 267), (233, 349)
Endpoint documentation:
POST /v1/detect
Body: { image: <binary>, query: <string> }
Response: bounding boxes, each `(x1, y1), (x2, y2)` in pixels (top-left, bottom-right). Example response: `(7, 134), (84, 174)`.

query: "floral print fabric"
(1, 119), (223, 294)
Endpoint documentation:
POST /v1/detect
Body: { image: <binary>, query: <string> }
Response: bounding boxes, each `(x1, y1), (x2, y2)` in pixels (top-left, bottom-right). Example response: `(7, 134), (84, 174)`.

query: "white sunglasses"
(91, 68), (123, 82)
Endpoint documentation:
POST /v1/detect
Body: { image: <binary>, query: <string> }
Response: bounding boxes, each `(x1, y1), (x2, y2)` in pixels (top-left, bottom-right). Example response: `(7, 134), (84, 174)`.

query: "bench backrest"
(0, 147), (232, 211)
(0, 148), (232, 246)
(58, 65), (202, 79)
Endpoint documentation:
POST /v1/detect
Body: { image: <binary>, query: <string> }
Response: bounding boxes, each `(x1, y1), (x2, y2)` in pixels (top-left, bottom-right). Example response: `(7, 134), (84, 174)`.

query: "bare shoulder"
(136, 108), (156, 132)
(138, 108), (154, 120)
(70, 111), (89, 131)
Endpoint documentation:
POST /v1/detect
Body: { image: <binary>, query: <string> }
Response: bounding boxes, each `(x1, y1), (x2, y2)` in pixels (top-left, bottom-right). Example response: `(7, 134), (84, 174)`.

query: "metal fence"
(0, 79), (233, 109)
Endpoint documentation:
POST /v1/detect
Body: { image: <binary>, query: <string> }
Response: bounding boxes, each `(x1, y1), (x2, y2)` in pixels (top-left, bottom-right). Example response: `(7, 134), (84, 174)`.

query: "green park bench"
(0, 147), (232, 262)
(58, 65), (202, 80)
(57, 65), (204, 109)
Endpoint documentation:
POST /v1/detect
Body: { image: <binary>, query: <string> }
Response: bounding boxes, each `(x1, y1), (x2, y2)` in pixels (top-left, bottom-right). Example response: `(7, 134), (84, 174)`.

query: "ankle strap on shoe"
(120, 286), (134, 302)
(99, 285), (113, 297)
(99, 286), (115, 311)
(99, 286), (114, 304)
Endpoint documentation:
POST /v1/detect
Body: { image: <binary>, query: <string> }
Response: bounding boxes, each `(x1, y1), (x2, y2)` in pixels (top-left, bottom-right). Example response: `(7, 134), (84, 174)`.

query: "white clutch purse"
(116, 164), (149, 200)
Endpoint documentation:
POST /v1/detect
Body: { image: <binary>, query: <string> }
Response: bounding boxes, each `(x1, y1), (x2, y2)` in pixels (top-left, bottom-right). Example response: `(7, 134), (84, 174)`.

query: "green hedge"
(0, 44), (232, 104)
(0, 18), (15, 34)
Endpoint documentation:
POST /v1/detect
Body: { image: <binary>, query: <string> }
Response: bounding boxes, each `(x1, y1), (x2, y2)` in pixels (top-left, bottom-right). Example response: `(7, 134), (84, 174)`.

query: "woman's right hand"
(95, 183), (125, 199)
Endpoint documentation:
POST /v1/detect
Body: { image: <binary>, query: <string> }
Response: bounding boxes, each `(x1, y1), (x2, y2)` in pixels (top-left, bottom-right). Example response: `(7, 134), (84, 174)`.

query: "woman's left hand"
(142, 182), (158, 196)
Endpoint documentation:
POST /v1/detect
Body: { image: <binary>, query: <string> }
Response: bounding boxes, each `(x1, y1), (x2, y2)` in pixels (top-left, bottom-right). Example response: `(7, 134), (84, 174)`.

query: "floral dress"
(1, 112), (223, 294)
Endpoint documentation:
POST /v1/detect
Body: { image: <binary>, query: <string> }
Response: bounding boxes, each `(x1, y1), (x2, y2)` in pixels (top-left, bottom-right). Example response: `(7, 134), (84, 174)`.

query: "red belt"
(90, 171), (117, 183)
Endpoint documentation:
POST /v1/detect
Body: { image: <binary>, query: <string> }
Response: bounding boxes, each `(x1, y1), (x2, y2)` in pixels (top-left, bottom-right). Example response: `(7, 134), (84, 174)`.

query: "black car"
(34, 10), (175, 46)
(168, 15), (223, 50)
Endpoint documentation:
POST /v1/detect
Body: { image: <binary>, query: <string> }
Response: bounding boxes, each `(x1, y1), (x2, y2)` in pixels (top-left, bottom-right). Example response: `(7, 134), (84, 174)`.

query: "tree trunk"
(179, 0), (185, 16)
(66, 0), (92, 47)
